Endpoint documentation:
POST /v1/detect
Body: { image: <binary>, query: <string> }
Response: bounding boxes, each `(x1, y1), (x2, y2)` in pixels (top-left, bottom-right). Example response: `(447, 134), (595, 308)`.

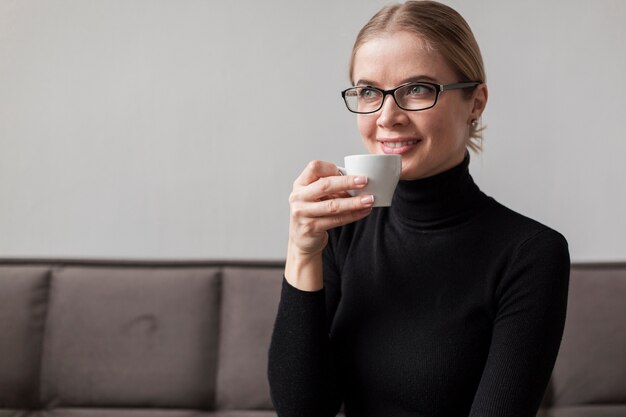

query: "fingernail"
(354, 176), (367, 185)
(361, 195), (374, 205)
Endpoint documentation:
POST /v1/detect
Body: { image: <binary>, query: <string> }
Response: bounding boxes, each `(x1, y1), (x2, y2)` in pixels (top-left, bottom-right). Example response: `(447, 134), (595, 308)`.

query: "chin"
(400, 168), (420, 181)
(398, 159), (422, 180)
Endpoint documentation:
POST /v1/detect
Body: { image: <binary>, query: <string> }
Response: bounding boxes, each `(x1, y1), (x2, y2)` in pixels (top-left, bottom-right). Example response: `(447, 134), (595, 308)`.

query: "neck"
(390, 153), (487, 229)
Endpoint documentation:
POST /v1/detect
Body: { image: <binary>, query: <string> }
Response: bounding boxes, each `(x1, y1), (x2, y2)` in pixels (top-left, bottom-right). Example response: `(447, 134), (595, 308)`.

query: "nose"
(376, 94), (409, 128)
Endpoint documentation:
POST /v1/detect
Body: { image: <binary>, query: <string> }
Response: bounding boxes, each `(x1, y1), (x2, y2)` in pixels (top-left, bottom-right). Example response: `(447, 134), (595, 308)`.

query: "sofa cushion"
(212, 412), (280, 417)
(49, 410), (280, 417)
(0, 266), (50, 408)
(539, 405), (626, 417)
(40, 410), (280, 417)
(0, 411), (46, 417)
(48, 409), (226, 417)
(548, 266), (626, 407)
(39, 266), (221, 409)
(215, 266), (283, 410)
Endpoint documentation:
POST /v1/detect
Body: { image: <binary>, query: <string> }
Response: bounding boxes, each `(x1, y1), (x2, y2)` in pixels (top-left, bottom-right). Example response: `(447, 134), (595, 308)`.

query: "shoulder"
(474, 198), (570, 293)
(483, 198), (570, 295)
(483, 197), (568, 253)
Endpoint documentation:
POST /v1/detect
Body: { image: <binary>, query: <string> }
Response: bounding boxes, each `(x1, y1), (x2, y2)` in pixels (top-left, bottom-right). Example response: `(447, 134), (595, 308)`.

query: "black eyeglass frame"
(341, 81), (481, 114)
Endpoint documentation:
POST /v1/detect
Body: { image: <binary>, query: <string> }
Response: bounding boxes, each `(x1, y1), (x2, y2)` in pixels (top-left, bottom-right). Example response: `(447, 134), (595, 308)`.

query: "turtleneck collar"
(389, 153), (488, 230)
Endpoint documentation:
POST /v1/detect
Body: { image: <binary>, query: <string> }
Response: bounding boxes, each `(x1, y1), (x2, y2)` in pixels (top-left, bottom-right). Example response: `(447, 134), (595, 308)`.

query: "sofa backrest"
(0, 259), (283, 415)
(1, 259), (625, 417)
(539, 263), (626, 417)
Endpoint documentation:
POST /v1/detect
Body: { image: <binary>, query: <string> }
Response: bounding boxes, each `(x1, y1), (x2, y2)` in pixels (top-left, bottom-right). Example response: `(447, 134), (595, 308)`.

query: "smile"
(383, 140), (419, 148)
(378, 138), (421, 155)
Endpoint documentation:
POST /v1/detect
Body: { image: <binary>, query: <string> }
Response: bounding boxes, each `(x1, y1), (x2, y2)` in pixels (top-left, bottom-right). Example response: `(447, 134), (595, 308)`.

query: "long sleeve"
(469, 229), (570, 417)
(267, 245), (343, 417)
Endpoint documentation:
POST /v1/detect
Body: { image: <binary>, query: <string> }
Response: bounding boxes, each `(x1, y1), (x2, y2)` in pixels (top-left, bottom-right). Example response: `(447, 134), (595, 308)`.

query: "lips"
(378, 138), (421, 154)
(384, 140), (419, 148)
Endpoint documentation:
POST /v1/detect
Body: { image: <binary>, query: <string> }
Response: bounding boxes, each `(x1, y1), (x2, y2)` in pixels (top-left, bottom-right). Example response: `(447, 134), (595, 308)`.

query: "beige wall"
(1, 0), (625, 261)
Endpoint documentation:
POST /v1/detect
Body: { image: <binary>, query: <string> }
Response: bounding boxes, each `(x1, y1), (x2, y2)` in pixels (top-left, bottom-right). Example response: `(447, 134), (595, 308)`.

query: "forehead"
(352, 31), (454, 86)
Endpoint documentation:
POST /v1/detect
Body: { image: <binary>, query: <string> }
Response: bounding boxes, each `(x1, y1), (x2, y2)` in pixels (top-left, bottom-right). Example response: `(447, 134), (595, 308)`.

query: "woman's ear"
(468, 83), (488, 123)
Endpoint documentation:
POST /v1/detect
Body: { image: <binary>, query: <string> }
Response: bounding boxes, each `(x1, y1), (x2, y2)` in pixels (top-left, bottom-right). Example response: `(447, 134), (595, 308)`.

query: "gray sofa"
(1, 259), (625, 417)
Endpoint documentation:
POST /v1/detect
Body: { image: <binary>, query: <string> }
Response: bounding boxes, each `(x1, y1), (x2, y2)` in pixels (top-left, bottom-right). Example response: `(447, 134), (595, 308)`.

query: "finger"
(290, 173), (367, 206)
(306, 175), (368, 202)
(321, 190), (351, 201)
(294, 160), (346, 187)
(299, 207), (374, 233)
(295, 194), (375, 218)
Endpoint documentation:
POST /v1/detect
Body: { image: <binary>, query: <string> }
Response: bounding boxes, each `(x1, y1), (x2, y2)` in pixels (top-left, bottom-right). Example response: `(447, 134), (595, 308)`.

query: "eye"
(405, 83), (435, 96)
(358, 87), (380, 100)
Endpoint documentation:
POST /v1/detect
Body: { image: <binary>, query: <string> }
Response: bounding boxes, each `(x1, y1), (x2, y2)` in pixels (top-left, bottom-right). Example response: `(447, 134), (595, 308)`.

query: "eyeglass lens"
(344, 83), (437, 113)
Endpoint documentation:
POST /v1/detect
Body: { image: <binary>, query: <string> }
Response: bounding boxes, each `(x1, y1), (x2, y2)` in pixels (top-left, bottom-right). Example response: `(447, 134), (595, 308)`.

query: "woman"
(268, 2), (570, 416)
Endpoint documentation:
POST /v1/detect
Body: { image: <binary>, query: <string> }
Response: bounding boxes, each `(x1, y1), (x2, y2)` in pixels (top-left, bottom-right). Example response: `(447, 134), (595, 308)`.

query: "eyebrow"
(355, 75), (439, 87)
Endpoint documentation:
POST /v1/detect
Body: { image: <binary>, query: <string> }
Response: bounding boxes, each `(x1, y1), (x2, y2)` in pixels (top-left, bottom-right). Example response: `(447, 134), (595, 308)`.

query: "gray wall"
(1, 0), (625, 262)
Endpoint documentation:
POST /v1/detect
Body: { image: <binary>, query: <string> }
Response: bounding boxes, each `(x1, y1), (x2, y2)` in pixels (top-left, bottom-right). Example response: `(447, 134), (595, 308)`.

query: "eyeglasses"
(341, 81), (480, 114)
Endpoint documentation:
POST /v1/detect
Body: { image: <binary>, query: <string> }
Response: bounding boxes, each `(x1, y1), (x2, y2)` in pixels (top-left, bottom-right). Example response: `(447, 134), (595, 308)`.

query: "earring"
(470, 119), (478, 127)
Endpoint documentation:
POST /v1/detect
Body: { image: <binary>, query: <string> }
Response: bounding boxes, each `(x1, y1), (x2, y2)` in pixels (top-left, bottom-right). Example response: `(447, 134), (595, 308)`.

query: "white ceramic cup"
(338, 154), (402, 207)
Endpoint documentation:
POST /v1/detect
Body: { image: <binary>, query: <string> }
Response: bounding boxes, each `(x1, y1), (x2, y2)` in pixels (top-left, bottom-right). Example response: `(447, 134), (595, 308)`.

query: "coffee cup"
(338, 154), (401, 207)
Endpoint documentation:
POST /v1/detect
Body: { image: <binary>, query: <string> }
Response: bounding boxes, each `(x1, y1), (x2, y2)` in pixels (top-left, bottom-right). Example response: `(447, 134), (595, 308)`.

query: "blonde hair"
(349, 1), (486, 152)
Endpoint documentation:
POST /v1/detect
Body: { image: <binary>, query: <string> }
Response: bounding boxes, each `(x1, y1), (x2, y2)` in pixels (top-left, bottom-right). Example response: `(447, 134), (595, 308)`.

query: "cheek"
(356, 116), (370, 137)
(419, 112), (445, 135)
(424, 110), (466, 146)
(357, 116), (377, 148)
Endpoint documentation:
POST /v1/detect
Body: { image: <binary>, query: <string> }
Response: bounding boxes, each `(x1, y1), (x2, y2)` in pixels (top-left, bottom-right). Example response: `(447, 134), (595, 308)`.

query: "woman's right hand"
(285, 160), (374, 290)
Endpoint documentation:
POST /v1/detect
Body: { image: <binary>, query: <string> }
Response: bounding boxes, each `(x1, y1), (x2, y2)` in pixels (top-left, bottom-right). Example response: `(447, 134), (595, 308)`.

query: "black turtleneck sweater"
(268, 156), (570, 417)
